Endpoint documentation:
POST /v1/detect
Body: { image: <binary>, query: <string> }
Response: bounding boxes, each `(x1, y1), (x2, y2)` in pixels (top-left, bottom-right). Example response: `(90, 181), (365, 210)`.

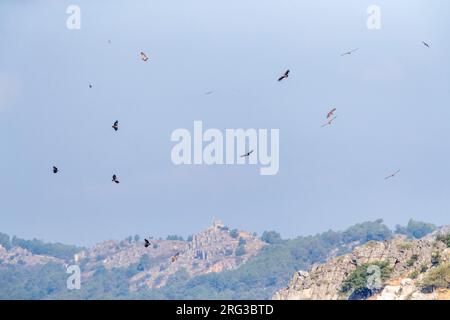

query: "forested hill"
(0, 219), (439, 299)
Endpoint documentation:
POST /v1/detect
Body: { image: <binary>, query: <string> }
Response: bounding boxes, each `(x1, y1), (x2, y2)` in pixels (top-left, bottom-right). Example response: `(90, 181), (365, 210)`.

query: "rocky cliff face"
(130, 221), (265, 289)
(273, 229), (450, 300)
(69, 220), (265, 290)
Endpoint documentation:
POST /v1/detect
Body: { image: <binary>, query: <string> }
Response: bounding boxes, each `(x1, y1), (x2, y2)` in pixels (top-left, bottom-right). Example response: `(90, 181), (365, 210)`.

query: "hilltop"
(273, 226), (450, 300)
(0, 219), (445, 299)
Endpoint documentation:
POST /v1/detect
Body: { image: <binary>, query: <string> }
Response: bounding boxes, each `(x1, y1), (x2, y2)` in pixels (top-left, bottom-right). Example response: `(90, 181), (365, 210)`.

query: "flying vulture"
(140, 51), (149, 62)
(171, 252), (180, 263)
(327, 108), (337, 119)
(385, 169), (400, 180)
(278, 70), (290, 82)
(341, 48), (359, 56)
(241, 150), (254, 158)
(112, 174), (120, 184)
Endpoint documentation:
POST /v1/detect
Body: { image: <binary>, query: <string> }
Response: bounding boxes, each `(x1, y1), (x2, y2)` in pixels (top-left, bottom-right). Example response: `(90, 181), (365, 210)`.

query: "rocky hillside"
(0, 245), (64, 266)
(64, 220), (264, 290)
(273, 227), (450, 300)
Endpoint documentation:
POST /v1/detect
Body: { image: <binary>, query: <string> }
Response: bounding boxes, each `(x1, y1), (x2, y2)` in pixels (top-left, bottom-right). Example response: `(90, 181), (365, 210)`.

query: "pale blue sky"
(1, 0), (449, 246)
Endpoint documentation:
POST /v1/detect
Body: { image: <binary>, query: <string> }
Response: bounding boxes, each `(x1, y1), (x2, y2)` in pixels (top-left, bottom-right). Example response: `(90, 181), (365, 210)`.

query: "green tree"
(229, 229), (239, 239)
(261, 231), (282, 244)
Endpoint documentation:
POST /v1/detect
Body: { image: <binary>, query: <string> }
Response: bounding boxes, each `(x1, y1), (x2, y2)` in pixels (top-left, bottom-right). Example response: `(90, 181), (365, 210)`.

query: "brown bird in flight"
(327, 108), (337, 119)
(278, 70), (290, 82)
(171, 252), (180, 263)
(140, 51), (149, 62)
(112, 174), (120, 184)
(385, 169), (400, 180)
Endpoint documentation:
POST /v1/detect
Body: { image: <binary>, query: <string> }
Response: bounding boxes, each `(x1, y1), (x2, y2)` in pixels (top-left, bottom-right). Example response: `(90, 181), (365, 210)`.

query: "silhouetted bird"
(422, 41), (430, 48)
(144, 239), (150, 248)
(112, 174), (120, 184)
(241, 150), (254, 158)
(140, 51), (149, 62)
(341, 48), (359, 56)
(278, 70), (290, 82)
(53, 166), (58, 174)
(385, 169), (400, 180)
(112, 120), (119, 131)
(89, 84), (93, 88)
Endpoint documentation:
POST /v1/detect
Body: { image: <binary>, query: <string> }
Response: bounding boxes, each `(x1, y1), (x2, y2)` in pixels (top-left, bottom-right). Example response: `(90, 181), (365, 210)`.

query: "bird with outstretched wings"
(385, 169), (400, 180)
(112, 174), (120, 184)
(278, 69), (290, 81)
(241, 150), (254, 158)
(171, 252), (180, 263)
(422, 41), (430, 48)
(144, 239), (150, 248)
(327, 108), (336, 119)
(140, 51), (149, 62)
(112, 120), (119, 131)
(53, 166), (58, 174)
(341, 48), (359, 56)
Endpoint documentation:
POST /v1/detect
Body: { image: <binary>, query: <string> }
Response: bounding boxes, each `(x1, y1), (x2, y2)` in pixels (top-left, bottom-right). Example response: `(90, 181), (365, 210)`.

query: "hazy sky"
(1, 0), (449, 246)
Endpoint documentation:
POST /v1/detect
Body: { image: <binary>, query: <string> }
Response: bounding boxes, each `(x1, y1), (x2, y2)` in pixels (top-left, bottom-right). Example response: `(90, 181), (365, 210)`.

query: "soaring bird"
(89, 84), (93, 88)
(422, 41), (430, 48)
(385, 169), (400, 180)
(112, 174), (120, 184)
(144, 239), (150, 248)
(322, 116), (338, 127)
(171, 252), (180, 263)
(112, 120), (119, 131)
(278, 70), (290, 82)
(205, 91), (214, 95)
(53, 166), (58, 174)
(341, 48), (359, 56)
(140, 51), (149, 62)
(327, 108), (337, 119)
(241, 150), (254, 158)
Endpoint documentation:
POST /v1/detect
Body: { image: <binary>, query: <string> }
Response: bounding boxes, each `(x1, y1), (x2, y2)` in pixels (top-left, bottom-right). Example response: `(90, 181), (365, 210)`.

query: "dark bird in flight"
(171, 252), (180, 263)
(322, 116), (338, 127)
(385, 169), (400, 180)
(144, 239), (150, 248)
(112, 174), (120, 184)
(140, 51), (149, 62)
(327, 108), (337, 119)
(89, 84), (93, 88)
(341, 48), (359, 56)
(205, 91), (214, 95)
(241, 150), (254, 158)
(112, 120), (119, 131)
(278, 70), (290, 82)
(53, 166), (58, 174)
(422, 41), (430, 48)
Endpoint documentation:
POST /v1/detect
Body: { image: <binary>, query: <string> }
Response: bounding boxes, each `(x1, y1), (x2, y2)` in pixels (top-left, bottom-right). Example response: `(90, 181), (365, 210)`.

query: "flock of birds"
(50, 39), (433, 261)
